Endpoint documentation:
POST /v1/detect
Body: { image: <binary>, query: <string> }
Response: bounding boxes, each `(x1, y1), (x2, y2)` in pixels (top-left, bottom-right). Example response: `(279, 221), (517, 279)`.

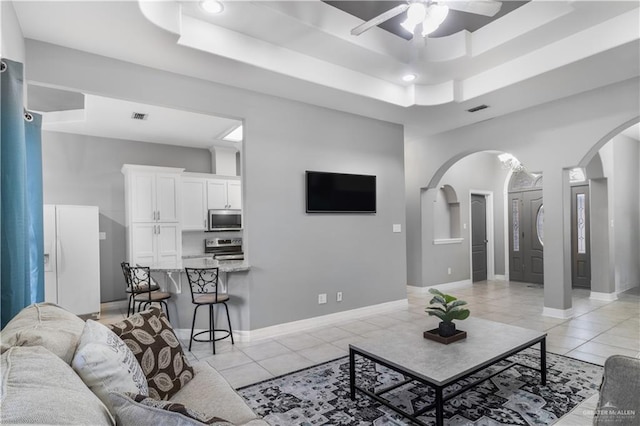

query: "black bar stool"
(120, 262), (160, 316)
(185, 267), (234, 354)
(128, 266), (172, 321)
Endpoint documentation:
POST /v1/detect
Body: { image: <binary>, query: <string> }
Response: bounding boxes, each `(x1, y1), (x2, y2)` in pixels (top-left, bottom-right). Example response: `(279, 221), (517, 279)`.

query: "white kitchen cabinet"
(130, 223), (180, 266)
(182, 178), (207, 231)
(123, 165), (184, 264)
(207, 178), (242, 210)
(126, 167), (180, 224)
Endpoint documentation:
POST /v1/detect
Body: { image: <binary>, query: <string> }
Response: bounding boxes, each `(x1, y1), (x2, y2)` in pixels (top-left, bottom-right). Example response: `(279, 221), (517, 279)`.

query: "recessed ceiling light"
(402, 74), (417, 82)
(200, 0), (224, 14)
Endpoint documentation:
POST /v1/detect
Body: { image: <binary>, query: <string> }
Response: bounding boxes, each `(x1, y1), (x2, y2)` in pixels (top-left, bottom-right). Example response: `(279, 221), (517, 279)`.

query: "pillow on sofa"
(109, 392), (233, 425)
(0, 302), (85, 364)
(1, 346), (113, 425)
(72, 320), (149, 413)
(108, 307), (194, 400)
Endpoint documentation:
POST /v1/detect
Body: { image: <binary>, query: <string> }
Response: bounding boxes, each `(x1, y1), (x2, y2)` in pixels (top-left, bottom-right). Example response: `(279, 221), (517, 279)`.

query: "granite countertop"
(148, 258), (250, 273)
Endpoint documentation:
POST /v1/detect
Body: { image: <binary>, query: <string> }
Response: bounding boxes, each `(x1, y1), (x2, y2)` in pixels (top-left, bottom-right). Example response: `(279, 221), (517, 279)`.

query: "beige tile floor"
(99, 280), (640, 389)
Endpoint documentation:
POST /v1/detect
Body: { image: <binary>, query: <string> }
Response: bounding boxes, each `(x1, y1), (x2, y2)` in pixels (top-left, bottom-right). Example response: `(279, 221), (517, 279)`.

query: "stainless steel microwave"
(208, 209), (242, 231)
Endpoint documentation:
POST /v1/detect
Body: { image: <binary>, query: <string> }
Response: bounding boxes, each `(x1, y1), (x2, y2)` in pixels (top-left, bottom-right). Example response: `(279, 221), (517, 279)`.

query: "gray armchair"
(594, 355), (640, 426)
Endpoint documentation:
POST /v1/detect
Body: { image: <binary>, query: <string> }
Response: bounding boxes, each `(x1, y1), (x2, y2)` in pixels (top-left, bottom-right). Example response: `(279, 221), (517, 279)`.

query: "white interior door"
(56, 205), (100, 316)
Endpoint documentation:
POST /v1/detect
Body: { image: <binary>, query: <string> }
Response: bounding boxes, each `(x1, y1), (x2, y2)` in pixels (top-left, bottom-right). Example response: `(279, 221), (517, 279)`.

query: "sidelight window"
(536, 205), (544, 246)
(576, 194), (586, 254)
(512, 199), (520, 251)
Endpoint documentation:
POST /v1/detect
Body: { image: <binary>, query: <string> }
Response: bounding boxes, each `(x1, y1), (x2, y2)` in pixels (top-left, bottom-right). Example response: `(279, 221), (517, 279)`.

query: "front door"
(509, 190), (544, 284)
(471, 194), (487, 282)
(571, 185), (591, 288)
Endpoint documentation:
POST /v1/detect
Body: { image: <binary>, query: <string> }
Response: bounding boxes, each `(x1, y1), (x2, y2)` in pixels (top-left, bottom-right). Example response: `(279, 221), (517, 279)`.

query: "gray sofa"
(0, 303), (268, 426)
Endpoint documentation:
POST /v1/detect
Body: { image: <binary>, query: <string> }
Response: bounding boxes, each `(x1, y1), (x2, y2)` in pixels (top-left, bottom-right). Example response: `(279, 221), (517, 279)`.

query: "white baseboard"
(222, 299), (409, 342)
(494, 275), (506, 281)
(542, 307), (574, 319)
(407, 280), (473, 294)
(100, 299), (129, 311)
(589, 291), (618, 302)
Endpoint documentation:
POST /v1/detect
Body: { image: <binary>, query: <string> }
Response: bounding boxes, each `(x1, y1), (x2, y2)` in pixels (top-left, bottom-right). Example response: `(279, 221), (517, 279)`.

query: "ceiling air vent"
(467, 104), (489, 113)
(131, 112), (148, 120)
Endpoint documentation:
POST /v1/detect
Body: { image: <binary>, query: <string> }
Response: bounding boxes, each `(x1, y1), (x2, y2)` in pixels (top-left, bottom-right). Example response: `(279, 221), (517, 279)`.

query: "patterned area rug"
(238, 349), (602, 426)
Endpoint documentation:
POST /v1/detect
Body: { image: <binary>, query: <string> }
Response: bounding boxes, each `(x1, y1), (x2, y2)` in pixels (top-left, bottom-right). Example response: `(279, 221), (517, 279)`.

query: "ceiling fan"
(350, 0), (503, 37)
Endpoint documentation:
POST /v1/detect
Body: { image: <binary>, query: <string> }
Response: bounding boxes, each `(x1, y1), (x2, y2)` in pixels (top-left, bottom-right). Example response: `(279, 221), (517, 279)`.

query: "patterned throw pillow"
(72, 320), (148, 415)
(107, 308), (194, 400)
(108, 392), (233, 425)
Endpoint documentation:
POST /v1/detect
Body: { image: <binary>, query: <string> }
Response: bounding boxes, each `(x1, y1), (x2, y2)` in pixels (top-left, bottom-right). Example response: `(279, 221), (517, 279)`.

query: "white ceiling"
(11, 0), (640, 139)
(41, 94), (242, 149)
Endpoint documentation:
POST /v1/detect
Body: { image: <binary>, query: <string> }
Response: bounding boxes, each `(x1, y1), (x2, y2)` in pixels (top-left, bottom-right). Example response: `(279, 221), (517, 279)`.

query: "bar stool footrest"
(192, 329), (232, 343)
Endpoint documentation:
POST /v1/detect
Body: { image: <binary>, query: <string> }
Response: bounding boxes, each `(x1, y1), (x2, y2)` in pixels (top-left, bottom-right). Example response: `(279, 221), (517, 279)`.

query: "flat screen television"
(306, 171), (376, 213)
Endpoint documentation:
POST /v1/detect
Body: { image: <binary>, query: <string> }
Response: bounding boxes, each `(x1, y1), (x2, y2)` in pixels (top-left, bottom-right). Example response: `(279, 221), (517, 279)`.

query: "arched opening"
(420, 151), (514, 287)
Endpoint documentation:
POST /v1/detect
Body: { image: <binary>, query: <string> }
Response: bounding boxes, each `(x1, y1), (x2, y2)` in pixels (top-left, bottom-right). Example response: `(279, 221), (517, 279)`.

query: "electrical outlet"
(447, 267), (452, 275)
(392, 224), (401, 233)
(99, 232), (106, 240)
(337, 292), (343, 302)
(318, 293), (327, 304)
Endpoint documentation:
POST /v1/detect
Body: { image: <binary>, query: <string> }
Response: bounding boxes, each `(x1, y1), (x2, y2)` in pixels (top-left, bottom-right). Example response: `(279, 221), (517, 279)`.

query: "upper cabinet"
(208, 178), (242, 210)
(182, 174), (242, 232)
(126, 167), (181, 223)
(182, 177), (208, 231)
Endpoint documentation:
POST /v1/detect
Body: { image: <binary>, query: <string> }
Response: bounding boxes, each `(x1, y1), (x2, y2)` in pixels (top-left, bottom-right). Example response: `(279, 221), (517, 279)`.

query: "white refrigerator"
(44, 205), (101, 317)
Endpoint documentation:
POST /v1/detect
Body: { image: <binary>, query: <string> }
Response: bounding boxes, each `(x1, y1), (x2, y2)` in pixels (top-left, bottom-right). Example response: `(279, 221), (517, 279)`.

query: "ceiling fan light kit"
(351, 0), (502, 38)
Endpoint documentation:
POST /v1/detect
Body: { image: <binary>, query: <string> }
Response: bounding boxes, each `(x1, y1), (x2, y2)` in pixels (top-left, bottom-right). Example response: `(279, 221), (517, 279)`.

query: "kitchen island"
(146, 258), (250, 294)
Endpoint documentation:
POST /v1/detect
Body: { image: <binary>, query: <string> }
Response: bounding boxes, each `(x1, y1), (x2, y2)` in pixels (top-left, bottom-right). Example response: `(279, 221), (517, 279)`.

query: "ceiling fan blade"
(442, 1), (502, 17)
(351, 4), (410, 36)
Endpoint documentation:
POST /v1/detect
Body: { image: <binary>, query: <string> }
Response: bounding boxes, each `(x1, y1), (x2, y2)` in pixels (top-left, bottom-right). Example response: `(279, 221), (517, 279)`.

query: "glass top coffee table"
(349, 317), (547, 426)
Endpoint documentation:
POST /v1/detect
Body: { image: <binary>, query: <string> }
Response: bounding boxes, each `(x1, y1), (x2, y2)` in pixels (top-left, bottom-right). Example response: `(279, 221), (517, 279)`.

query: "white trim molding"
(433, 238), (464, 245)
(407, 280), (473, 294)
(542, 307), (574, 319)
(188, 299), (410, 342)
(589, 291), (618, 302)
(494, 274), (506, 281)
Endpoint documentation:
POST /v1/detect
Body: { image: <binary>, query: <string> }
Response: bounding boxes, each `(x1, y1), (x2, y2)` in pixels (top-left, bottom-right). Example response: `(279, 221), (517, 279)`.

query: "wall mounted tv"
(306, 171), (376, 213)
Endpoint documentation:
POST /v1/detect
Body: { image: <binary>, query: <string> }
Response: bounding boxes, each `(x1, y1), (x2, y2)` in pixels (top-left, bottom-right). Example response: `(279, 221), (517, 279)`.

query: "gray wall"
(420, 152), (508, 285)
(405, 78), (639, 310)
(26, 41), (407, 331)
(599, 134), (640, 292)
(41, 131), (212, 302)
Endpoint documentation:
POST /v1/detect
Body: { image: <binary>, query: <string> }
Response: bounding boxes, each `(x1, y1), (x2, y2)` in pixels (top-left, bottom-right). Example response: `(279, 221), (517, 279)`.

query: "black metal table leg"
(349, 348), (356, 400)
(435, 386), (444, 426)
(540, 337), (547, 385)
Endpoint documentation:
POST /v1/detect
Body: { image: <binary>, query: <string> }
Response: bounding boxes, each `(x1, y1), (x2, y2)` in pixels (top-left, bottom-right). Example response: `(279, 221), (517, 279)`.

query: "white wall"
(0, 1), (25, 62)
(26, 41), (407, 331)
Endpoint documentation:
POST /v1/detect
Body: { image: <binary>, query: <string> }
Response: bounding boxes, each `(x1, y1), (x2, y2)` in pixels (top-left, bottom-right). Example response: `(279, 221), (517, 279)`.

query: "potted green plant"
(425, 288), (470, 337)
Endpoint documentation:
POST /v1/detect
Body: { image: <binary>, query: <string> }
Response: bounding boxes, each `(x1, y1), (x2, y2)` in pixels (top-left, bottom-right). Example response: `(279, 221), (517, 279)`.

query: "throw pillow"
(109, 392), (233, 425)
(72, 320), (149, 414)
(108, 307), (194, 400)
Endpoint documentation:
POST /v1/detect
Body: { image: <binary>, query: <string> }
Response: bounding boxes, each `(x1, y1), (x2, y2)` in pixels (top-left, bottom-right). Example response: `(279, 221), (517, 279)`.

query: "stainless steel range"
(205, 237), (244, 261)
